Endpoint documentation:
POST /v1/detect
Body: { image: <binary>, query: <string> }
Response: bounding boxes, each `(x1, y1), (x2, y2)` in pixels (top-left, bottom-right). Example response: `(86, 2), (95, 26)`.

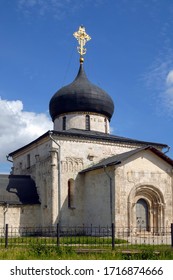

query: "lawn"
(0, 244), (173, 260)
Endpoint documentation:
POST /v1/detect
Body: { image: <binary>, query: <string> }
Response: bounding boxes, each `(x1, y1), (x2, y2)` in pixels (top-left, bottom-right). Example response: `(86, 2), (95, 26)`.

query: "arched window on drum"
(85, 115), (90, 131)
(62, 116), (66, 130)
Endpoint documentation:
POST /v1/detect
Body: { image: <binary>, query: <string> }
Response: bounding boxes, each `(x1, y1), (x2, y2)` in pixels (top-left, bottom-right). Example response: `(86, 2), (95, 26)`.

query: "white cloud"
(165, 87), (173, 107)
(17, 0), (81, 18)
(166, 70), (173, 86)
(110, 126), (114, 134)
(17, 0), (104, 19)
(143, 45), (173, 115)
(164, 70), (173, 111)
(0, 98), (52, 164)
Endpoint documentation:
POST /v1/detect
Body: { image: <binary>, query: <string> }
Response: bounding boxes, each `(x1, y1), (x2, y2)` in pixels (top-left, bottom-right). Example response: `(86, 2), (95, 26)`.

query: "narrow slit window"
(62, 116), (66, 130)
(104, 118), (108, 133)
(68, 179), (75, 208)
(27, 154), (30, 169)
(85, 115), (90, 131)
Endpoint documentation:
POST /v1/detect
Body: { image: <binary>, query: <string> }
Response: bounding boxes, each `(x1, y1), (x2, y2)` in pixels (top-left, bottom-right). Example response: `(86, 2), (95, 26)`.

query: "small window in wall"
(62, 116), (66, 130)
(68, 179), (75, 208)
(104, 118), (108, 133)
(85, 115), (90, 131)
(26, 154), (30, 169)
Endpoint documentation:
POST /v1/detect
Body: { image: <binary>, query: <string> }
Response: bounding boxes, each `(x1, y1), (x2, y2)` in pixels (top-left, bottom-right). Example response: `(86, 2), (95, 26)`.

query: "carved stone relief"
(62, 157), (84, 173)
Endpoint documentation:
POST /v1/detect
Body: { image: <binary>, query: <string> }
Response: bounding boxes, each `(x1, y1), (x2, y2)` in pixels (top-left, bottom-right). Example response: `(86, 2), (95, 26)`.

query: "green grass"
(0, 235), (173, 260)
(0, 244), (173, 260)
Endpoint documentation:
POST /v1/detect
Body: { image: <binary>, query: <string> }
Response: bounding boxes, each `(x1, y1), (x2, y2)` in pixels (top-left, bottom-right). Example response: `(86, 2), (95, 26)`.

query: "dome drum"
(54, 112), (110, 133)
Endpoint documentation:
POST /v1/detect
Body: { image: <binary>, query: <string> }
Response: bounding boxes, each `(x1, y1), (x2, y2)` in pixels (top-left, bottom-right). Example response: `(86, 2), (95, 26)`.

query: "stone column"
(50, 150), (58, 226)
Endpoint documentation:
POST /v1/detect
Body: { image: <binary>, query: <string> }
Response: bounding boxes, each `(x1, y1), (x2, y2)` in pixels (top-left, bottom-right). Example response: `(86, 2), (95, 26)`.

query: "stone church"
(0, 26), (173, 235)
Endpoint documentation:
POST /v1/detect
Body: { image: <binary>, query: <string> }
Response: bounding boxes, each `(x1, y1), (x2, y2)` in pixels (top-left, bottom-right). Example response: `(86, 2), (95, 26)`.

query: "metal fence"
(0, 223), (173, 249)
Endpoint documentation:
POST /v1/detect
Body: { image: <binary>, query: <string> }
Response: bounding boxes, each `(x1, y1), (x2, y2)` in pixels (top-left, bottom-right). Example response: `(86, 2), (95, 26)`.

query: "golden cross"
(73, 26), (91, 59)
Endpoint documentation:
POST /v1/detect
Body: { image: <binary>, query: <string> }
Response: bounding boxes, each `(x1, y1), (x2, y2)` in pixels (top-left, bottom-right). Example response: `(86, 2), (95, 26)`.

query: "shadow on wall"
(6, 175), (40, 204)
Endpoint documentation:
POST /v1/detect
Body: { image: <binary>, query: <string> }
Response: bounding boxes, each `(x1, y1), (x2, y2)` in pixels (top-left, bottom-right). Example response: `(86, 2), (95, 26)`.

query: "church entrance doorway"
(136, 198), (149, 230)
(128, 185), (165, 235)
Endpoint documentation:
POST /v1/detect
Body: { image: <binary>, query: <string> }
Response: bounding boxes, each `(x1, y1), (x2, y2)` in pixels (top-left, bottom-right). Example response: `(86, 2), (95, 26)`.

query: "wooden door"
(136, 199), (149, 230)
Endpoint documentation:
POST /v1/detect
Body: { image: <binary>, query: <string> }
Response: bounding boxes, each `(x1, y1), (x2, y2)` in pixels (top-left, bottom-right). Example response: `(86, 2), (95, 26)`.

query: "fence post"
(57, 223), (60, 246)
(171, 223), (173, 248)
(5, 224), (8, 249)
(111, 223), (115, 249)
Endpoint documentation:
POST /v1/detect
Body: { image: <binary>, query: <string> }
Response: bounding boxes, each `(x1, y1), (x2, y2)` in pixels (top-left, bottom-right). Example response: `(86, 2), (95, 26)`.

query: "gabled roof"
(54, 129), (168, 148)
(0, 174), (40, 205)
(8, 129), (168, 157)
(80, 146), (173, 173)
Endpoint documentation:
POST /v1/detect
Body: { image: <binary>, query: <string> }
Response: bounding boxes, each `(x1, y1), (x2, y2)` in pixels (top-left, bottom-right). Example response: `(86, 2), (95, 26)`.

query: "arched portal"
(128, 185), (165, 234)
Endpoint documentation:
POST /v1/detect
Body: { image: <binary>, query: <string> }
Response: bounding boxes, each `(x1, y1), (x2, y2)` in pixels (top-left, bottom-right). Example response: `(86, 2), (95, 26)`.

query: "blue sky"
(0, 0), (173, 173)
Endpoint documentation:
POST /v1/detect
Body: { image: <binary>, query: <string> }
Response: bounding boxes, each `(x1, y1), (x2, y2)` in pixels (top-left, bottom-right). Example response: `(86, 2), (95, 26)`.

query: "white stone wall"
(79, 167), (115, 227)
(9, 137), (55, 227)
(0, 205), (41, 229)
(54, 112), (110, 133)
(52, 136), (138, 226)
(12, 137), (51, 176)
(78, 150), (173, 230)
(10, 133), (171, 230)
(114, 150), (173, 230)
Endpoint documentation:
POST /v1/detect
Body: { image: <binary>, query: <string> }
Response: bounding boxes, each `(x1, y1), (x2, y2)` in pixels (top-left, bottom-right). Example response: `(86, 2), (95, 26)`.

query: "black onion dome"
(49, 64), (114, 121)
